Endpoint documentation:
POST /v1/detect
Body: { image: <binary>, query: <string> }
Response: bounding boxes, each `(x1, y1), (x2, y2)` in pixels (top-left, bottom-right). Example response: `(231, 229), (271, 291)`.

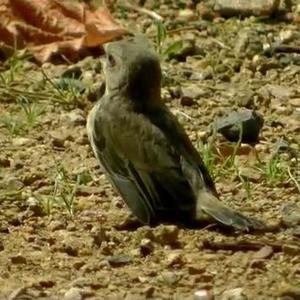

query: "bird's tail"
(196, 190), (264, 231)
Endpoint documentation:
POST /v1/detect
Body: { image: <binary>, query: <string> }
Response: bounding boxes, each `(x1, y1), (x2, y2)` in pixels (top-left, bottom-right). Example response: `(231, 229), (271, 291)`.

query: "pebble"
(10, 254), (27, 264)
(49, 220), (66, 231)
(178, 9), (196, 21)
(154, 225), (179, 245)
(215, 109), (264, 144)
(12, 137), (33, 147)
(161, 271), (179, 285)
(181, 85), (208, 100)
(0, 156), (10, 167)
(239, 167), (262, 183)
(107, 254), (133, 267)
(90, 226), (106, 247)
(278, 283), (300, 298)
(281, 202), (300, 227)
(51, 133), (66, 148)
(289, 98), (300, 107)
(221, 287), (245, 300)
(249, 259), (266, 269)
(66, 109), (86, 126)
(253, 246), (273, 260)
(266, 84), (293, 101)
(194, 289), (214, 300)
(187, 264), (205, 275)
(165, 251), (184, 267)
(64, 287), (82, 300)
(140, 238), (154, 256)
(25, 196), (44, 216)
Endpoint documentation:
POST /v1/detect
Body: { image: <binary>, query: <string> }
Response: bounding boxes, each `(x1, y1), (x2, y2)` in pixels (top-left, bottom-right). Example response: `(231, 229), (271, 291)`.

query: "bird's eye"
(106, 54), (116, 68)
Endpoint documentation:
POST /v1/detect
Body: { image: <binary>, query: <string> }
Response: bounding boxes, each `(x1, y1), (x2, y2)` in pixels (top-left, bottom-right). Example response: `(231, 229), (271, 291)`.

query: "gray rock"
(215, 109), (264, 144)
(107, 254), (133, 267)
(281, 202), (300, 227)
(67, 109), (86, 126)
(214, 0), (280, 17)
(266, 84), (293, 101)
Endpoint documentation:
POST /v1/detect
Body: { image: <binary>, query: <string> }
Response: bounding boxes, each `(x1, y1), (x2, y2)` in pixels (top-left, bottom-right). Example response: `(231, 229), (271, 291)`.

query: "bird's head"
(102, 36), (162, 105)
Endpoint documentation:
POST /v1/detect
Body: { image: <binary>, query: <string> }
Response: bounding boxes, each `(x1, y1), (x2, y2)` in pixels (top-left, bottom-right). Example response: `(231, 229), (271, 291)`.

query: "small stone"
(64, 287), (82, 300)
(249, 259), (266, 269)
(182, 85), (208, 99)
(90, 226), (106, 248)
(12, 137), (33, 147)
(51, 133), (66, 148)
(60, 238), (79, 257)
(278, 283), (300, 298)
(221, 287), (245, 300)
(143, 286), (155, 298)
(67, 109), (86, 126)
(140, 238), (154, 256)
(1, 176), (24, 190)
(215, 109), (264, 144)
(289, 226), (300, 238)
(190, 69), (213, 81)
(154, 225), (179, 245)
(11, 254), (27, 264)
(266, 84), (293, 101)
(181, 96), (195, 106)
(188, 264), (205, 275)
(73, 261), (85, 270)
(239, 167), (262, 183)
(0, 157), (10, 167)
(107, 254), (133, 267)
(194, 289), (214, 300)
(38, 280), (56, 288)
(124, 293), (144, 300)
(214, 0), (279, 17)
(289, 98), (300, 107)
(49, 220), (66, 231)
(235, 90), (254, 107)
(234, 29), (264, 58)
(25, 197), (44, 217)
(178, 9), (196, 21)
(253, 246), (273, 259)
(161, 271), (179, 285)
(281, 202), (300, 227)
(165, 251), (184, 267)
(282, 244), (300, 255)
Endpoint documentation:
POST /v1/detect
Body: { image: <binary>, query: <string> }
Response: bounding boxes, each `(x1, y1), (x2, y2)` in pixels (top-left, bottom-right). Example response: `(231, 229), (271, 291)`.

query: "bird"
(86, 36), (264, 231)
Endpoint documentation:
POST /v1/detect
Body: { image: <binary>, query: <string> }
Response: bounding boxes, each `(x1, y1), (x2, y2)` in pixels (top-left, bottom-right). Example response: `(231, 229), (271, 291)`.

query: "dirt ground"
(1, 1), (300, 299)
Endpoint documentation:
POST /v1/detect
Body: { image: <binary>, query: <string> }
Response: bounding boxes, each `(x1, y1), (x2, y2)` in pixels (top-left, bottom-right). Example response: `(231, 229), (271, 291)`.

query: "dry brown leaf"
(0, 0), (127, 62)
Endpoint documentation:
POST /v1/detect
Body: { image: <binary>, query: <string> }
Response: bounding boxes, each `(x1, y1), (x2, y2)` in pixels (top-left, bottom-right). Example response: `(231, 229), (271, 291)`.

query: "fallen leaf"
(0, 0), (127, 62)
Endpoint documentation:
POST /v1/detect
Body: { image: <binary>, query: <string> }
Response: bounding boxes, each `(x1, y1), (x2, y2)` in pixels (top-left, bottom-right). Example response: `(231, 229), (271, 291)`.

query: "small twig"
(211, 37), (231, 50)
(172, 109), (193, 120)
(273, 45), (300, 54)
(119, 2), (163, 21)
(288, 167), (300, 194)
(202, 239), (298, 253)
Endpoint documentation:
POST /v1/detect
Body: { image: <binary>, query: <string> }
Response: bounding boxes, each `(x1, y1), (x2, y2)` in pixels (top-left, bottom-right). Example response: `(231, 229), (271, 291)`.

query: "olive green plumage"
(87, 36), (263, 231)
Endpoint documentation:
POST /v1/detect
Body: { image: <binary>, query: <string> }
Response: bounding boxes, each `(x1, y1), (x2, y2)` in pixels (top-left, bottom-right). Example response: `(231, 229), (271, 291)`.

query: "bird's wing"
(148, 107), (264, 231)
(87, 100), (195, 225)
